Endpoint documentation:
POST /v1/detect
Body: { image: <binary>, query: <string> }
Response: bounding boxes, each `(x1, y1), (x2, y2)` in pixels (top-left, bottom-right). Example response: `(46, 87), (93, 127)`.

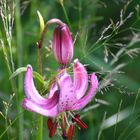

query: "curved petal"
(48, 67), (65, 98)
(49, 82), (58, 98)
(61, 25), (73, 64)
(73, 73), (99, 110)
(58, 71), (77, 112)
(73, 59), (88, 99)
(22, 98), (58, 117)
(24, 65), (59, 105)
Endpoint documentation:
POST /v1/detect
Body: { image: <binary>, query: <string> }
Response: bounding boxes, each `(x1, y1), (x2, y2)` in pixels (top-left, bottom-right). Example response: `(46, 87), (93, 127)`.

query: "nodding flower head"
(22, 59), (98, 139)
(52, 23), (73, 65)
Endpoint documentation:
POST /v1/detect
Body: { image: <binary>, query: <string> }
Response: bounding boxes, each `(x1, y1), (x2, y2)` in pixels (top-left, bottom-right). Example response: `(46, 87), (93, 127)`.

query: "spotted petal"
(73, 73), (99, 110)
(58, 71), (77, 112)
(73, 59), (88, 99)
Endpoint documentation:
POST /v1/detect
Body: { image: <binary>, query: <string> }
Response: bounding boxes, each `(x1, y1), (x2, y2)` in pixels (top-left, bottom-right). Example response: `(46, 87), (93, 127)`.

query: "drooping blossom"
(22, 59), (98, 139)
(37, 18), (73, 64)
(52, 22), (73, 65)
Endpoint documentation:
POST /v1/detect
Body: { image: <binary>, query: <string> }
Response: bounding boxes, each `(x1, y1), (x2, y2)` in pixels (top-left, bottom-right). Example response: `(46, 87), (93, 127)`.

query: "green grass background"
(0, 0), (140, 140)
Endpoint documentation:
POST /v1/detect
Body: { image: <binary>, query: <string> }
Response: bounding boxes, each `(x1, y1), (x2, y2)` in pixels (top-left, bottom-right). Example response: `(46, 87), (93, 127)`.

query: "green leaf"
(33, 71), (44, 84)
(9, 67), (26, 79)
(10, 67), (44, 84)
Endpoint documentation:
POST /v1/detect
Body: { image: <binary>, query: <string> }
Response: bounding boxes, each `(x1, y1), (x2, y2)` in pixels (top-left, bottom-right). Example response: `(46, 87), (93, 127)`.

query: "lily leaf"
(33, 71), (44, 84)
(9, 67), (26, 79)
(10, 67), (44, 84)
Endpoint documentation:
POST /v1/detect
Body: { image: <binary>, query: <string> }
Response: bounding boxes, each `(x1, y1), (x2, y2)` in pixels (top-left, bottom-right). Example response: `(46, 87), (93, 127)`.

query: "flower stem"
(15, 0), (24, 139)
(36, 18), (64, 140)
(38, 48), (43, 75)
(36, 48), (44, 140)
(36, 116), (43, 140)
(59, 1), (72, 30)
(78, 0), (82, 29)
(37, 18), (64, 49)
(36, 20), (44, 140)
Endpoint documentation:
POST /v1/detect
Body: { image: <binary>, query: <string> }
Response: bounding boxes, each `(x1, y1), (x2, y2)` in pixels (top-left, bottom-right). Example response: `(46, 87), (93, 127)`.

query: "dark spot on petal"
(70, 90), (73, 92)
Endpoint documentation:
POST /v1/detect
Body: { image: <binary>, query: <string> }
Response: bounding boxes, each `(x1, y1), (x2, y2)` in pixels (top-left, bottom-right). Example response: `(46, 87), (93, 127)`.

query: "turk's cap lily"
(52, 22), (73, 65)
(22, 59), (98, 117)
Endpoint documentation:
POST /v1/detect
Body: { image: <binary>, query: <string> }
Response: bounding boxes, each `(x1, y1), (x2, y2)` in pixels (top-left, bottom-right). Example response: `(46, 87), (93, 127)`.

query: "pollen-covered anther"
(48, 120), (58, 138)
(67, 124), (75, 140)
(72, 114), (88, 129)
(47, 118), (53, 130)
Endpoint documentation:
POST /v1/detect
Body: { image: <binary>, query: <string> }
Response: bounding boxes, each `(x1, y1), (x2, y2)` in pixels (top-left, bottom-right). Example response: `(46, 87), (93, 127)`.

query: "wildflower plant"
(21, 18), (99, 139)
(0, 0), (140, 140)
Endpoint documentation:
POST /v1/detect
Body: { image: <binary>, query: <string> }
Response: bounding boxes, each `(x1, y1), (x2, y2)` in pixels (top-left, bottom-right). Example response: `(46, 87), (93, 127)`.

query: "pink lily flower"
(52, 23), (73, 65)
(22, 59), (98, 138)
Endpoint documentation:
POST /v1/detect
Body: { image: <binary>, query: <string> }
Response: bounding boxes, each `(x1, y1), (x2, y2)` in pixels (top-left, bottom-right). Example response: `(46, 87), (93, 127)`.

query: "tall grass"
(0, 0), (140, 139)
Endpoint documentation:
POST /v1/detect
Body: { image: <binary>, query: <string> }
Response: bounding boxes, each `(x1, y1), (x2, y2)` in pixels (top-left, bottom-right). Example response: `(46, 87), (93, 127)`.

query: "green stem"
(36, 116), (43, 140)
(38, 48), (43, 74)
(36, 22), (44, 140)
(36, 15), (65, 140)
(78, 0), (82, 29)
(15, 0), (24, 140)
(0, 112), (23, 139)
(36, 47), (43, 140)
(60, 2), (72, 30)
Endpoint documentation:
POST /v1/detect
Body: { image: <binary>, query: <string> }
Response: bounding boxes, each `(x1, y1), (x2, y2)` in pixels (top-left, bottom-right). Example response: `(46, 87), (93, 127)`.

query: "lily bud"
(52, 24), (73, 64)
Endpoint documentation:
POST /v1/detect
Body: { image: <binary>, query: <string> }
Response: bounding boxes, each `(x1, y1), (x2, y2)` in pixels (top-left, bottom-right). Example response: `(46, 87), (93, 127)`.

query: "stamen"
(61, 113), (67, 139)
(72, 114), (88, 129)
(68, 111), (75, 118)
(64, 112), (70, 127)
(49, 121), (58, 138)
(68, 124), (75, 140)
(74, 114), (80, 119)
(47, 118), (53, 130)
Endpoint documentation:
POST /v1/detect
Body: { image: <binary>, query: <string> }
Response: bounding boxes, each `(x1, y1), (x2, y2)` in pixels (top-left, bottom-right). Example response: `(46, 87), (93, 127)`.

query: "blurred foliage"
(0, 0), (140, 140)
